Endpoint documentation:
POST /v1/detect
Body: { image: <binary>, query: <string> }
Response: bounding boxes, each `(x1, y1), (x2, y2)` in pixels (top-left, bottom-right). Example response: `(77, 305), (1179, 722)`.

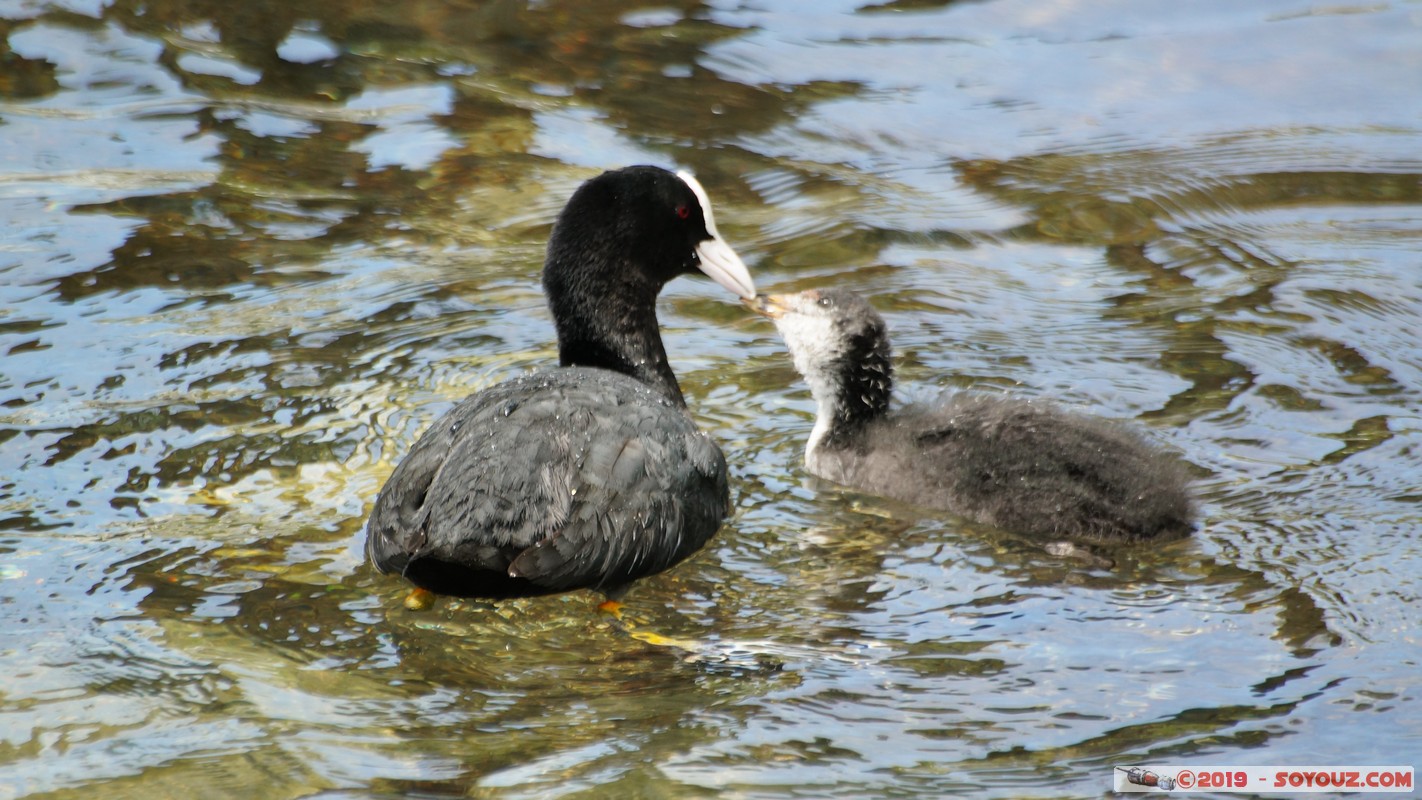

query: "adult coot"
(748, 288), (1194, 543)
(366, 166), (755, 600)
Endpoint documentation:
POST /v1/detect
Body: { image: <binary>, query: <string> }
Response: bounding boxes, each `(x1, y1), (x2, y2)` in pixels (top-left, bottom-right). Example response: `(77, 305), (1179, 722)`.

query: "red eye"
(675, 205), (691, 220)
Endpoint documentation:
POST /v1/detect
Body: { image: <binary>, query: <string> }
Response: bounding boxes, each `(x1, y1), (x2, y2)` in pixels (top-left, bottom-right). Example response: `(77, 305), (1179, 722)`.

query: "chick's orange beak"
(743, 293), (792, 319)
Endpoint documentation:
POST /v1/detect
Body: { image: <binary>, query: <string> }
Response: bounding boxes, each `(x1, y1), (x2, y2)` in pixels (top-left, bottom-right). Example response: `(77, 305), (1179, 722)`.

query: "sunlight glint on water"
(0, 0), (1419, 797)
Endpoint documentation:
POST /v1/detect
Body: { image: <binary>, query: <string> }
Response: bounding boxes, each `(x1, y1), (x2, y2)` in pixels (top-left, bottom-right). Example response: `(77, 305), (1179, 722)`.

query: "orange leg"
(403, 587), (436, 611)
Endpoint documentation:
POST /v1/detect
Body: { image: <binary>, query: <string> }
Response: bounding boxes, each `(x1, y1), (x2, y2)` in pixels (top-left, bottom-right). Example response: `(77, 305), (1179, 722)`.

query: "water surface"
(2, 0), (1420, 797)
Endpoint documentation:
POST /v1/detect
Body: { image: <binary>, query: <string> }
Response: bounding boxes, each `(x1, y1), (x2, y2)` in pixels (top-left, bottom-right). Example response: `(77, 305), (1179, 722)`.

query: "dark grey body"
(808, 393), (1193, 543)
(365, 367), (729, 598)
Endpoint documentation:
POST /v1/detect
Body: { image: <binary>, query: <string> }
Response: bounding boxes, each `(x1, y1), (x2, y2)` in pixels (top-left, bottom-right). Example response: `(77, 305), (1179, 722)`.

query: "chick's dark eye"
(675, 204), (691, 220)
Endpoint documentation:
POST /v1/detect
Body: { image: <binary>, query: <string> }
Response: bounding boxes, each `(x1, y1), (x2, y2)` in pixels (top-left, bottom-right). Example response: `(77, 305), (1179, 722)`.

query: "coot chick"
(366, 166), (755, 600)
(748, 288), (1194, 543)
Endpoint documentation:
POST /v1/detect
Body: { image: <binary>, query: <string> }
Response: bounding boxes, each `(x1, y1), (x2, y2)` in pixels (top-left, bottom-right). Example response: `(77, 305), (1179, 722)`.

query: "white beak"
(677, 170), (756, 299)
(695, 235), (756, 299)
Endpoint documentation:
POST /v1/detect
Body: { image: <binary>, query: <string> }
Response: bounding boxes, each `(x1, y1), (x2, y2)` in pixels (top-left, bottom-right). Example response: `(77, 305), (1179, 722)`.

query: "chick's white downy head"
(749, 289), (886, 384)
(746, 288), (894, 453)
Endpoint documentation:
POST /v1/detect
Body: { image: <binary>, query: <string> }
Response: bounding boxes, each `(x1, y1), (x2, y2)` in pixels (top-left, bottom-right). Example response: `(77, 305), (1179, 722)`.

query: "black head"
(544, 165), (752, 299)
(541, 166), (754, 404)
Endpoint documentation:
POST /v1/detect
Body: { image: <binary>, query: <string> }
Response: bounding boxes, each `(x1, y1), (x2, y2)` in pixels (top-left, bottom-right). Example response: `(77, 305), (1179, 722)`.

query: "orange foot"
(403, 587), (436, 611)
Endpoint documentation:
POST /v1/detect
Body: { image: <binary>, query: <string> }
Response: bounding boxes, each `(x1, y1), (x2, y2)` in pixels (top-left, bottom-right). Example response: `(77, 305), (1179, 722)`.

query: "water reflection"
(2, 0), (1420, 796)
(2, 0), (873, 532)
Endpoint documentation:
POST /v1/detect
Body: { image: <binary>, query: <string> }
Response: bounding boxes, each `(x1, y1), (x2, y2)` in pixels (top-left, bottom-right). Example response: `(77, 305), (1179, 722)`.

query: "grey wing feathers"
(365, 368), (728, 596)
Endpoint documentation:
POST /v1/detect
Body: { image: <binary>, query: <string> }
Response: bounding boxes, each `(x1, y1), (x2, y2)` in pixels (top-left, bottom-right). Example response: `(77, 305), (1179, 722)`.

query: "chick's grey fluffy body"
(810, 394), (1192, 543)
(761, 288), (1194, 544)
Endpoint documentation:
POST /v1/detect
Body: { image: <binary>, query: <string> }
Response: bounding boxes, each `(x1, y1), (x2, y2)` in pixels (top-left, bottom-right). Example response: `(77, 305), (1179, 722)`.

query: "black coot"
(749, 288), (1194, 543)
(366, 166), (756, 599)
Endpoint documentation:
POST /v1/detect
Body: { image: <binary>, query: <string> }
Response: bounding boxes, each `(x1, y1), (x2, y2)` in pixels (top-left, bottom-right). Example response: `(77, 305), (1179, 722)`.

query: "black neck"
(544, 255), (686, 407)
(823, 329), (893, 448)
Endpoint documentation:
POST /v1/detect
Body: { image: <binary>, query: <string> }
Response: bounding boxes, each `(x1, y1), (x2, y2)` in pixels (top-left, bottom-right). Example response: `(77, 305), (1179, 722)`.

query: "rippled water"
(2, 0), (1420, 797)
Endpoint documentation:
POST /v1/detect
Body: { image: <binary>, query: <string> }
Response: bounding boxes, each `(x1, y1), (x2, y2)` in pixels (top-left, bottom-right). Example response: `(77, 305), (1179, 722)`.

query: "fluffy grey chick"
(748, 288), (1194, 544)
